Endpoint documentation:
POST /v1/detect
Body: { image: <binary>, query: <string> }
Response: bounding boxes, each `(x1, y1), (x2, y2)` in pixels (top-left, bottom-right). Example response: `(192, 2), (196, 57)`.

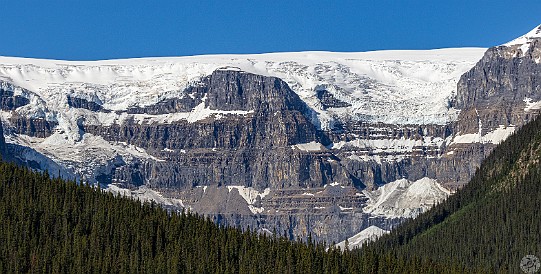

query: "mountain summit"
(504, 24), (541, 46)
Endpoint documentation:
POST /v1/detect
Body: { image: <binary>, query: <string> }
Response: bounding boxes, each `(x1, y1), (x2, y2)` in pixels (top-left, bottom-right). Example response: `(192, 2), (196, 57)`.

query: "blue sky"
(2, 1), (541, 60)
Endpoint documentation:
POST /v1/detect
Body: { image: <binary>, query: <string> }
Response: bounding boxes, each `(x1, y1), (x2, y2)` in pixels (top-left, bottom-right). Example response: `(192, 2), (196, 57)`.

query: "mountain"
(0, 49), (483, 243)
(1, 25), (541, 244)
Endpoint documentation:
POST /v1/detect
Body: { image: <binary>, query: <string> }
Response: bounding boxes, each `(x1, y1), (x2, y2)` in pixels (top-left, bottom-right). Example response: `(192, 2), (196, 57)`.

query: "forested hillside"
(0, 160), (457, 273)
(363, 115), (541, 272)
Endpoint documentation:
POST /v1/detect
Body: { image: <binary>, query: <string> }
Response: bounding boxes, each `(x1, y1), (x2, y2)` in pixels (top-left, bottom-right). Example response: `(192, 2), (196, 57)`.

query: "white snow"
(227, 186), (271, 214)
(106, 184), (185, 208)
(196, 185), (208, 193)
(524, 97), (541, 112)
(451, 125), (515, 145)
(503, 24), (541, 56)
(363, 177), (450, 218)
(258, 228), (273, 236)
(88, 103), (253, 126)
(3, 134), (77, 180)
(5, 131), (162, 183)
(331, 136), (445, 153)
(347, 154), (406, 164)
(0, 48), (484, 133)
(291, 141), (325, 152)
(323, 182), (345, 189)
(335, 226), (389, 250)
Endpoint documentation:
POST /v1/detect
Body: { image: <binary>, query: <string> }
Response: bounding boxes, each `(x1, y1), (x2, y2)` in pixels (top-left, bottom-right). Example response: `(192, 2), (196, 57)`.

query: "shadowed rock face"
(454, 40), (541, 134)
(0, 88), (29, 110)
(64, 70), (370, 244)
(435, 39), (541, 189)
(316, 89), (351, 109)
(82, 70), (361, 193)
(8, 115), (57, 138)
(67, 95), (107, 112)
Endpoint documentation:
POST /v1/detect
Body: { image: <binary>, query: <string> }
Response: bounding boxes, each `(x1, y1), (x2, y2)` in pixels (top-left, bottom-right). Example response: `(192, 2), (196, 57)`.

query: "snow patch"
(291, 141), (325, 152)
(331, 136), (445, 153)
(87, 101), (253, 126)
(347, 154), (406, 164)
(227, 186), (270, 214)
(324, 182), (345, 189)
(524, 97), (541, 112)
(196, 186), (208, 193)
(503, 24), (541, 57)
(106, 184), (185, 209)
(452, 125), (515, 145)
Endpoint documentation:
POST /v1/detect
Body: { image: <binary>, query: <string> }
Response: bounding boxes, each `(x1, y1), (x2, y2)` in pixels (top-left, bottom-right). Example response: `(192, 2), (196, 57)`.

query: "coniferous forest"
(0, 160), (453, 273)
(1, 116), (541, 273)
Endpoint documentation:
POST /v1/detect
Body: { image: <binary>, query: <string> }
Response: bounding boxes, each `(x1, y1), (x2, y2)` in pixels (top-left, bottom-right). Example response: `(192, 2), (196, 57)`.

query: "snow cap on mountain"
(504, 24), (541, 47)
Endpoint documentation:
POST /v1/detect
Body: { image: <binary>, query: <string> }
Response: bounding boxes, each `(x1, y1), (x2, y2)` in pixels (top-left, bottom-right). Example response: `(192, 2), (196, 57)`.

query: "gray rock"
(67, 95), (108, 112)
(0, 88), (29, 110)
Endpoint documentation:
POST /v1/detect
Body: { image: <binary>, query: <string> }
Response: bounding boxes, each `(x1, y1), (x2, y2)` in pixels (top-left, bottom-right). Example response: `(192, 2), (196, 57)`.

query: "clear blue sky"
(2, 0), (541, 60)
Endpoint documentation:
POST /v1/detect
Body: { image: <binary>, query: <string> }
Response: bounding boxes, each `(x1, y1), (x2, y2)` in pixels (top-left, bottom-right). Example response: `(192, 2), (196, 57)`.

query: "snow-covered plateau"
(0, 48), (485, 181)
(0, 48), (485, 132)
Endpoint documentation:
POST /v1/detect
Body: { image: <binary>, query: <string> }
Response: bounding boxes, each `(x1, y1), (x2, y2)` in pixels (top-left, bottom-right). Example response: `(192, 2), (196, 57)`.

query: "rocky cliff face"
(80, 70), (357, 193)
(1, 30), (539, 244)
(439, 25), (541, 188)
